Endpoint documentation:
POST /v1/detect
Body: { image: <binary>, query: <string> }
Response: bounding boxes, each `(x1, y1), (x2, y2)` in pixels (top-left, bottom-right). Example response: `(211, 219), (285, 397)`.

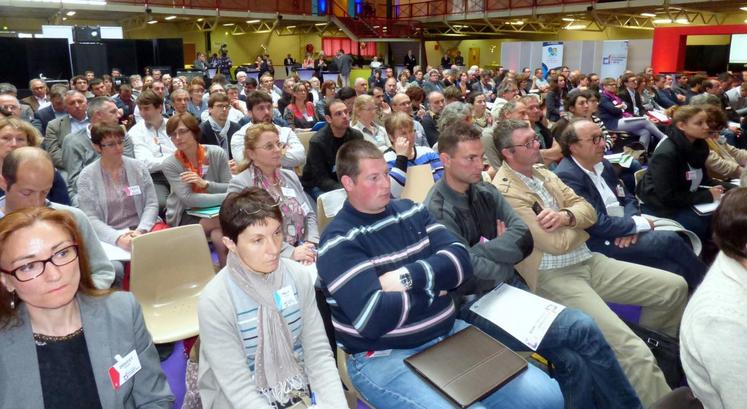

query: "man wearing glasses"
(199, 93), (241, 170)
(301, 99), (362, 199)
(492, 119), (689, 407)
(0, 147), (115, 289)
(554, 118), (706, 290)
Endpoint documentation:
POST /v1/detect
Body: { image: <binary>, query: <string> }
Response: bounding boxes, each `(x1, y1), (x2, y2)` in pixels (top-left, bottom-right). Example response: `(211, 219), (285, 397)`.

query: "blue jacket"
(597, 93), (624, 131)
(555, 157), (639, 244)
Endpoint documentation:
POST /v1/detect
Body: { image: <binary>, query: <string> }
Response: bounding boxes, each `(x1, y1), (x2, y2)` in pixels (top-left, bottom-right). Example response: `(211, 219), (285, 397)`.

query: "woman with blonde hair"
(351, 94), (389, 149)
(0, 117), (69, 205)
(227, 123), (317, 265)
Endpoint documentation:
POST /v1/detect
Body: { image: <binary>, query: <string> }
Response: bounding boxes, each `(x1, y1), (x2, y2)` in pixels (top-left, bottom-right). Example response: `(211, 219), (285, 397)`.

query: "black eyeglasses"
(578, 135), (604, 145)
(0, 244), (79, 282)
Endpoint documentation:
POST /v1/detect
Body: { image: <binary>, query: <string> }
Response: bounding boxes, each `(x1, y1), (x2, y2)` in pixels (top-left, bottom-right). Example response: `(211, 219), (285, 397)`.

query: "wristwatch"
(561, 209), (576, 227)
(399, 270), (413, 291)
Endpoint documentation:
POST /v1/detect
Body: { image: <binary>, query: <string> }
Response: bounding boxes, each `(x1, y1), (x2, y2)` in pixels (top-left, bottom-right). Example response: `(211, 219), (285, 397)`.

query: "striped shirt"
(317, 199), (472, 353)
(383, 146), (444, 199)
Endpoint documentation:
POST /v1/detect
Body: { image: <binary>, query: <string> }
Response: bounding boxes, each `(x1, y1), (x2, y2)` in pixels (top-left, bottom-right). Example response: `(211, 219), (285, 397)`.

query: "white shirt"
(36, 95), (51, 110)
(572, 157), (650, 233)
(126, 119), (176, 173)
(231, 122), (306, 169)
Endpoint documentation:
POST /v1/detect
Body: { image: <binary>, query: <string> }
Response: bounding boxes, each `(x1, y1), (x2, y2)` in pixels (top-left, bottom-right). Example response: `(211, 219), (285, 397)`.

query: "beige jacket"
(493, 164), (597, 290)
(705, 139), (747, 180)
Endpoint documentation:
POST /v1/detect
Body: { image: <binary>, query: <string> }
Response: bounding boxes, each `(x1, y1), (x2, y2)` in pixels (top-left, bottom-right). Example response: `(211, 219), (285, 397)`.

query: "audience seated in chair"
(197, 188), (346, 408)
(316, 139), (564, 409)
(426, 121), (643, 409)
(0, 207), (174, 408)
(162, 113), (230, 266)
(680, 188), (747, 408)
(228, 123), (318, 265)
(77, 123), (161, 252)
(0, 147), (115, 288)
(554, 118), (707, 289)
(492, 119), (688, 406)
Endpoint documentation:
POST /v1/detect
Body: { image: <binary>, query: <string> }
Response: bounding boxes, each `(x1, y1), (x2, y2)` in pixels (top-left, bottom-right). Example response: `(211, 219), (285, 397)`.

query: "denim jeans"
(346, 319), (564, 409)
(460, 299), (643, 409)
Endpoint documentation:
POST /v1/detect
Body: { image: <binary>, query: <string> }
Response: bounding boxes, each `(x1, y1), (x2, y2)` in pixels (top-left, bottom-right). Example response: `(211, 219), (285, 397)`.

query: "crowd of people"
(1, 50), (747, 409)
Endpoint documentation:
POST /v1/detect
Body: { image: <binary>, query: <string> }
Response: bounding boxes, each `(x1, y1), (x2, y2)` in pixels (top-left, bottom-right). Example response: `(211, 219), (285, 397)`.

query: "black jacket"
(618, 88), (646, 116)
(300, 125), (363, 192)
(637, 127), (718, 215)
(198, 120), (241, 160)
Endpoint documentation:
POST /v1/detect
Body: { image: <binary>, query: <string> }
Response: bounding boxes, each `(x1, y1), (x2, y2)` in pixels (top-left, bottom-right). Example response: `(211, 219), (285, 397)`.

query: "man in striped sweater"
(316, 139), (563, 408)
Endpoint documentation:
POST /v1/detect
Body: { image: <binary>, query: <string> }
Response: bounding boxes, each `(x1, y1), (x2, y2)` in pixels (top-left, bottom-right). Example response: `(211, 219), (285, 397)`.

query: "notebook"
(404, 326), (528, 408)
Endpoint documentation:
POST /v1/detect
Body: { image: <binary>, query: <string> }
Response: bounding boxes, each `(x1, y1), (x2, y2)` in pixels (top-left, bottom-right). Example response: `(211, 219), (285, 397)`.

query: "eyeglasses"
(0, 244), (79, 282)
(577, 134), (604, 144)
(508, 137), (540, 150)
(212, 104), (230, 110)
(256, 141), (284, 151)
(239, 198), (281, 216)
(100, 139), (125, 149)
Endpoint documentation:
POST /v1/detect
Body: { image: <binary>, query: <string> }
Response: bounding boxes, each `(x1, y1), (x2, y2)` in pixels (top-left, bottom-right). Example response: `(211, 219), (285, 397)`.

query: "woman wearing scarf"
(597, 77), (667, 151)
(283, 83), (319, 131)
(197, 187), (346, 408)
(228, 124), (317, 265)
(163, 113), (231, 266)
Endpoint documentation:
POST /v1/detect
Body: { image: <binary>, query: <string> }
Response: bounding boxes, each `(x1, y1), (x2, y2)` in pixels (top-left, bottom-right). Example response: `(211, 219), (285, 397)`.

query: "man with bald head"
(44, 90), (89, 169)
(421, 91), (446, 147)
(353, 77), (368, 96)
(20, 78), (50, 113)
(0, 147), (115, 289)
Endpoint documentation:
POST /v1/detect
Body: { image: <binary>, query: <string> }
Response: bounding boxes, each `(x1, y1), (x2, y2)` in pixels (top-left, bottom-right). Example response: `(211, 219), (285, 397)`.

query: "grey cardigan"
(197, 260), (346, 409)
(162, 145), (231, 226)
(0, 292), (174, 409)
(228, 167), (320, 248)
(77, 157), (160, 245)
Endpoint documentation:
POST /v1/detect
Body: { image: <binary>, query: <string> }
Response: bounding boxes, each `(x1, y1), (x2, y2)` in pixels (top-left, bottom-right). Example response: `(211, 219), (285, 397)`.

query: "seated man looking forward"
(554, 118), (707, 290)
(492, 119), (688, 407)
(425, 121), (642, 409)
(316, 139), (563, 409)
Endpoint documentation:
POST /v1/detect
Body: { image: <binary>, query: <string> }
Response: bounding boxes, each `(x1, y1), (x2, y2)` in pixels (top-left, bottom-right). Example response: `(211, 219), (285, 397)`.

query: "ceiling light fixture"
(165, 15), (177, 20)
(561, 17), (575, 22)
(196, 18), (203, 22)
(741, 6), (747, 11)
(675, 18), (690, 24)
(66, 10), (76, 16)
(147, 20), (158, 24)
(286, 25), (296, 29)
(246, 19), (260, 24)
(314, 22), (326, 26)
(564, 24), (586, 30)
(653, 18), (672, 24)
(222, 23), (235, 26)
(640, 12), (656, 17)
(510, 21), (524, 25)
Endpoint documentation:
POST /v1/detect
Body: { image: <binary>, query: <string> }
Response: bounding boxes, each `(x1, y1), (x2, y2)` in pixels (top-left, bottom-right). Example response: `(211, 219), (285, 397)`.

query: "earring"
(9, 292), (15, 310)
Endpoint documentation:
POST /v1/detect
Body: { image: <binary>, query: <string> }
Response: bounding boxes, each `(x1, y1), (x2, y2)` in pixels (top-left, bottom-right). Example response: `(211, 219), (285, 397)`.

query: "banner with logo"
(541, 42), (564, 77)
(600, 40), (629, 80)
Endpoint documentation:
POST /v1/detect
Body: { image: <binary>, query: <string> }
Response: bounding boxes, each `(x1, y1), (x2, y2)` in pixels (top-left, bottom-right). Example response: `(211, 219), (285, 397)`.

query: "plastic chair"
(400, 164), (435, 203)
(129, 224), (216, 344)
(337, 347), (376, 409)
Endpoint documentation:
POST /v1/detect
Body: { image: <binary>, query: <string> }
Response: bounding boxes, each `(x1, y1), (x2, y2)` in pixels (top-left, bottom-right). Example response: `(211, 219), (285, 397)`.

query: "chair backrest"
(316, 188), (347, 233)
(400, 164), (435, 203)
(129, 224), (216, 343)
(297, 131), (315, 154)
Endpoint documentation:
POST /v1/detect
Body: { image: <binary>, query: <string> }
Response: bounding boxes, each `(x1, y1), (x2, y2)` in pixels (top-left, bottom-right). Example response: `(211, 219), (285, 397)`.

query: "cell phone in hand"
(532, 201), (543, 215)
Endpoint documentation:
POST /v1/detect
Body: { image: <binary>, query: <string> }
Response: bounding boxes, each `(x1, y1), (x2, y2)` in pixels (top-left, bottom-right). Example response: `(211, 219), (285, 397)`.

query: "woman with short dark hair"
(77, 124), (160, 251)
(163, 113), (231, 265)
(197, 187), (346, 408)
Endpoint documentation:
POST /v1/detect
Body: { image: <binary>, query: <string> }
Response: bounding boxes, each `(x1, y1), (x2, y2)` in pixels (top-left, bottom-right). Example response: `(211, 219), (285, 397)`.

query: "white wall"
(501, 39), (653, 74)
